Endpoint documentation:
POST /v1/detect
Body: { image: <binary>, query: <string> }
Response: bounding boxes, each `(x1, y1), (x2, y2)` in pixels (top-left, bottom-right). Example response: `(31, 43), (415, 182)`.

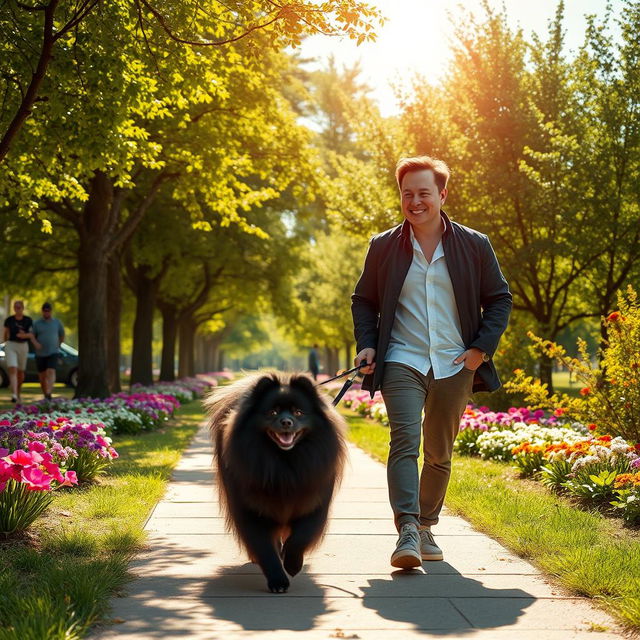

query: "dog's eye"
(292, 408), (304, 417)
(268, 409), (278, 416)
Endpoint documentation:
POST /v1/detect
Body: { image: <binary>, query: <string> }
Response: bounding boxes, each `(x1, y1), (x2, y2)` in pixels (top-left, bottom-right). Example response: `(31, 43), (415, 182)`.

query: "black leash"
(317, 361), (368, 407)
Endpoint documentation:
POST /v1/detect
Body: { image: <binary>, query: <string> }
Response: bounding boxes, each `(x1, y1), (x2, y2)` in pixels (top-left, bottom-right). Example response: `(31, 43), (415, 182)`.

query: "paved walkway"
(94, 422), (624, 639)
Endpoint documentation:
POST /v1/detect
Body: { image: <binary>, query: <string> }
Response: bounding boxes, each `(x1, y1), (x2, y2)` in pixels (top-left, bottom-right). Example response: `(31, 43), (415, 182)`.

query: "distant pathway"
(94, 422), (624, 639)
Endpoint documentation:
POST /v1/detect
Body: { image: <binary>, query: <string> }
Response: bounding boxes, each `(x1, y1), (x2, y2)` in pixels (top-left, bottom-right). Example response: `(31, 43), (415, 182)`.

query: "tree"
(1, 1), (382, 397)
(570, 4), (640, 345)
(289, 230), (367, 372)
(0, 0), (382, 164)
(397, 3), (637, 390)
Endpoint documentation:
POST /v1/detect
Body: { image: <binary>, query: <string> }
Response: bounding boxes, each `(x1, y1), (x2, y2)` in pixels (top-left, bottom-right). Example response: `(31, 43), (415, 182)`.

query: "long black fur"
(206, 372), (347, 593)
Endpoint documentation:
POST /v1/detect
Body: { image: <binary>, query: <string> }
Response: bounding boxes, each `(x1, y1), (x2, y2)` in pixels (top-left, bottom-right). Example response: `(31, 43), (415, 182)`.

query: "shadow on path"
(200, 564), (332, 631)
(361, 562), (534, 635)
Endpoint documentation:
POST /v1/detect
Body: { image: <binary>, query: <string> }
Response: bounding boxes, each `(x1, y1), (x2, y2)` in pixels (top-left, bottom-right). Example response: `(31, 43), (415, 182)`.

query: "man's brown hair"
(395, 156), (451, 192)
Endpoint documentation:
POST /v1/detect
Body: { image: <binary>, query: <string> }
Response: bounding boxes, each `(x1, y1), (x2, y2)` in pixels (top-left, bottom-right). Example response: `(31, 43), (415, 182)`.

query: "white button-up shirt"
(384, 225), (466, 379)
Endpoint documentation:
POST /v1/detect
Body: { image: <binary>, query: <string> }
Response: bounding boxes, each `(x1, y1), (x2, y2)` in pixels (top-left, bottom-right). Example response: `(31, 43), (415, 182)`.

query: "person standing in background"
(308, 344), (320, 381)
(32, 302), (64, 400)
(3, 300), (34, 403)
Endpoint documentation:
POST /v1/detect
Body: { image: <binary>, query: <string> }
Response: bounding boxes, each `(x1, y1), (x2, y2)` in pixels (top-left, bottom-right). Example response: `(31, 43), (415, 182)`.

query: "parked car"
(0, 341), (79, 388)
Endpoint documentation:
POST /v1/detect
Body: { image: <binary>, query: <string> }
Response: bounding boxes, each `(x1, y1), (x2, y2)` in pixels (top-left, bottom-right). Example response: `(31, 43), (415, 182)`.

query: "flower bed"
(0, 376), (215, 536)
(457, 406), (640, 523)
(342, 388), (388, 425)
(0, 444), (78, 535)
(344, 390), (640, 525)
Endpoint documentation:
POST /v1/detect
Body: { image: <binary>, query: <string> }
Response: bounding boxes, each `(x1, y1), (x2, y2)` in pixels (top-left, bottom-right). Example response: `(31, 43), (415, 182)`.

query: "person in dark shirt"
(3, 300), (35, 403)
(308, 344), (320, 381)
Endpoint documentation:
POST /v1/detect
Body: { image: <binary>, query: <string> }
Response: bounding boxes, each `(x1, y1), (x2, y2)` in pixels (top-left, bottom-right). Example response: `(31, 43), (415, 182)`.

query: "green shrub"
(506, 285), (640, 441)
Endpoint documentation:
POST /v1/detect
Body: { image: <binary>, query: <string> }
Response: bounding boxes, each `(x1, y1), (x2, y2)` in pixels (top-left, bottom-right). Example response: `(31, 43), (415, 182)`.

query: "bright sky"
(300, 0), (619, 116)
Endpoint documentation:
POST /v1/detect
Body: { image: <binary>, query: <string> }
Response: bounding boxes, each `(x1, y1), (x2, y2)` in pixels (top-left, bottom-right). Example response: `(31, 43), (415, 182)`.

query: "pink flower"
(20, 466), (53, 491)
(60, 470), (78, 487)
(0, 458), (13, 482)
(41, 460), (64, 483)
(9, 449), (43, 466)
(28, 441), (47, 453)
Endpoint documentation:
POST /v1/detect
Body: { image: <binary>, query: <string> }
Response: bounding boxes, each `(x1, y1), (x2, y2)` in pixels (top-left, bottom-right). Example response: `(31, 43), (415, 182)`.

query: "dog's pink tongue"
(278, 432), (295, 446)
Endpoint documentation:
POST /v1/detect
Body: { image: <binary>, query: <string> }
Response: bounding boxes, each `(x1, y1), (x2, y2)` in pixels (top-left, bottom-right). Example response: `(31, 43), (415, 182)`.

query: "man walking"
(3, 300), (34, 403)
(351, 156), (511, 569)
(32, 302), (64, 400)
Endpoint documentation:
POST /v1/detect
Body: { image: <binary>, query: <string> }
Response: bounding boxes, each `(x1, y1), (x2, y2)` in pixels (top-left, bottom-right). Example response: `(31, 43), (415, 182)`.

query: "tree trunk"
(344, 340), (352, 370)
(204, 326), (233, 374)
(194, 335), (205, 373)
(75, 173), (113, 398)
(159, 303), (178, 382)
(130, 267), (158, 386)
(106, 251), (122, 393)
(539, 352), (554, 394)
(204, 337), (214, 371)
(324, 347), (340, 377)
(178, 315), (196, 378)
(211, 342), (220, 372)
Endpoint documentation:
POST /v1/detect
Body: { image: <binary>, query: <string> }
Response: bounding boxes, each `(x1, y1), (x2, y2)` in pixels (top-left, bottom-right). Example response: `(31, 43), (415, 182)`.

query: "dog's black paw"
(267, 574), (290, 593)
(283, 546), (304, 577)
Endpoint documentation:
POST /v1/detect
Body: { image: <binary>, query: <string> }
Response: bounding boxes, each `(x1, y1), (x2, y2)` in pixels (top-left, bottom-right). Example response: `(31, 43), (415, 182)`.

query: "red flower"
(606, 312), (620, 322)
(553, 408), (567, 416)
(588, 423), (597, 431)
(579, 387), (590, 396)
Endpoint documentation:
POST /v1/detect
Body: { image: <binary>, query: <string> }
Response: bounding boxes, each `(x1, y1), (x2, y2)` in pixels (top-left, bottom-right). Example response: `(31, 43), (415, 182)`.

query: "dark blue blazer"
(351, 211), (512, 395)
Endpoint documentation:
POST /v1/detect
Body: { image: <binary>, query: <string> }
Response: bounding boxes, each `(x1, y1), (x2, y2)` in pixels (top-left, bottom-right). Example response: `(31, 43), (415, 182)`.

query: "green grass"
(0, 382), (74, 412)
(0, 400), (204, 640)
(344, 409), (640, 632)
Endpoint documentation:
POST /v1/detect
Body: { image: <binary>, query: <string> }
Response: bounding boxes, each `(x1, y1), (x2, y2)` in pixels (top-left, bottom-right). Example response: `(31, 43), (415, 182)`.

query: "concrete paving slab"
(125, 532), (540, 576)
(146, 516), (485, 536)
(92, 422), (625, 639)
(117, 571), (572, 600)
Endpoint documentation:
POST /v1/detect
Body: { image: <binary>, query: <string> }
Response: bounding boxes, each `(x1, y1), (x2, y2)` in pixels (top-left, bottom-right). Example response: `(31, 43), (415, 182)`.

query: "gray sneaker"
(419, 527), (443, 561)
(391, 523), (422, 569)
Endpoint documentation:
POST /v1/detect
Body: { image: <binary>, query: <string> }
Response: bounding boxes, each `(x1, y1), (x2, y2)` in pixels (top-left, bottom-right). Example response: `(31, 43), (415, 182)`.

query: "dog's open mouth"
(267, 430), (304, 450)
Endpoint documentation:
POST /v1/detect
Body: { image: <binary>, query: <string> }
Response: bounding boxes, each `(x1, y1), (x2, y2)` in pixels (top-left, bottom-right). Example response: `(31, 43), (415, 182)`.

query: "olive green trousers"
(381, 363), (474, 529)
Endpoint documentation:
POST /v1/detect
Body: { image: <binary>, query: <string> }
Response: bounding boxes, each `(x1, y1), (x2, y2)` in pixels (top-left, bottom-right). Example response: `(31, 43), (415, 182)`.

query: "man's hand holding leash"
(354, 348), (376, 375)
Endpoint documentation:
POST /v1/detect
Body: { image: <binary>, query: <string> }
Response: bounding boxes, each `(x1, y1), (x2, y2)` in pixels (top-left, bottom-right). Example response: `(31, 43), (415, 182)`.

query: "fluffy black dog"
(207, 372), (347, 593)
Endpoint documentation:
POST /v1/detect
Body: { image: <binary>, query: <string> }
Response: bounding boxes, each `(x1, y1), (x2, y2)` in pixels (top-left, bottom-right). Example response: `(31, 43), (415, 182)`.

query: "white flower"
(593, 445), (612, 461)
(571, 455), (599, 471)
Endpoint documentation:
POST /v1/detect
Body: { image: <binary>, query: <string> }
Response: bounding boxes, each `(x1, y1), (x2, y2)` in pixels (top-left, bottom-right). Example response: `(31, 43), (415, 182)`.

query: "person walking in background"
(351, 155), (511, 569)
(32, 302), (64, 400)
(3, 300), (35, 403)
(308, 344), (320, 380)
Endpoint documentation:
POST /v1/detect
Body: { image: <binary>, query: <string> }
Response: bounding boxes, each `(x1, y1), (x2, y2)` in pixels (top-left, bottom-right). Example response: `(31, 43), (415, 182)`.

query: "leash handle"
(332, 379), (354, 406)
(330, 360), (368, 407)
(316, 361), (368, 386)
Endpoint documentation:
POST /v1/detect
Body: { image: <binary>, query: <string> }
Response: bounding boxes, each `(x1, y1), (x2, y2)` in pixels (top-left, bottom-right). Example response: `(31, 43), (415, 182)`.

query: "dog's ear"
(289, 374), (319, 398)
(249, 374), (281, 399)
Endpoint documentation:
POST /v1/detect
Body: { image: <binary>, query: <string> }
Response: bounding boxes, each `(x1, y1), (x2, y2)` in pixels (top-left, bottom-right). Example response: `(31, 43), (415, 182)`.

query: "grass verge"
(343, 408), (640, 631)
(0, 400), (204, 640)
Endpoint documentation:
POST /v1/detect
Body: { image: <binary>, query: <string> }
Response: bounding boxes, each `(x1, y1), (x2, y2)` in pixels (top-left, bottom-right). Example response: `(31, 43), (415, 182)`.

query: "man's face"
(42, 308), (52, 319)
(400, 169), (447, 230)
(13, 302), (24, 315)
